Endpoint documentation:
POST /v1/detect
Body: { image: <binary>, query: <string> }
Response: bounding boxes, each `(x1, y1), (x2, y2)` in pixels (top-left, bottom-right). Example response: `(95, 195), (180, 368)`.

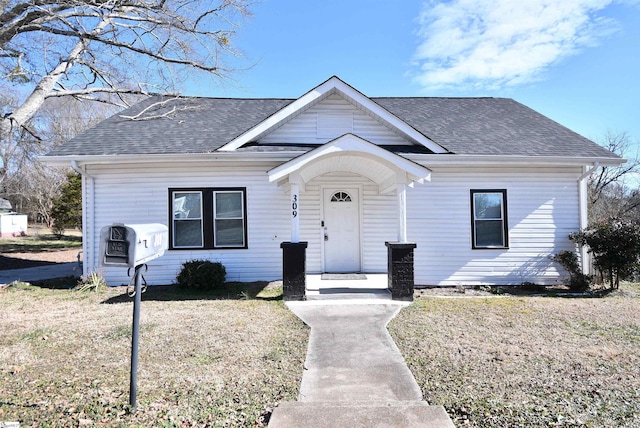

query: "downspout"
(577, 162), (599, 275)
(71, 160), (93, 276)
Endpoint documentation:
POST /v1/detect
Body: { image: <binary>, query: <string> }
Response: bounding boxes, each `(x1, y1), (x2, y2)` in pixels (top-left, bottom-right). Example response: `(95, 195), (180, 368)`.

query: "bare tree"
(1, 0), (251, 183)
(589, 130), (640, 222)
(4, 159), (66, 225)
(1, 96), (117, 222)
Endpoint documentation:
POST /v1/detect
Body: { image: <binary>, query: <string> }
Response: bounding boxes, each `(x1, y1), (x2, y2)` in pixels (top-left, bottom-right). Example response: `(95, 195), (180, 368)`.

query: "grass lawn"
(0, 226), (82, 254)
(389, 283), (640, 427)
(0, 282), (308, 427)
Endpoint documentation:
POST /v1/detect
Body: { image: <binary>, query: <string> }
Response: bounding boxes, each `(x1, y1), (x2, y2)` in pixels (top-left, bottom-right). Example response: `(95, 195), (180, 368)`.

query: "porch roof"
(267, 134), (431, 193)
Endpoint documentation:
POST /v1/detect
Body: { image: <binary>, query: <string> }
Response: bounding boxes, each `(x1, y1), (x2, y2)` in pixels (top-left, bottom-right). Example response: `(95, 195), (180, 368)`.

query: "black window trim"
(470, 189), (509, 250)
(169, 187), (248, 250)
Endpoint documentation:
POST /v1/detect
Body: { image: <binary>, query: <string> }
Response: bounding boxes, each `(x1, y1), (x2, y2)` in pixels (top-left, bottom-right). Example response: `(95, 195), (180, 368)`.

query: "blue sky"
(189, 0), (640, 157)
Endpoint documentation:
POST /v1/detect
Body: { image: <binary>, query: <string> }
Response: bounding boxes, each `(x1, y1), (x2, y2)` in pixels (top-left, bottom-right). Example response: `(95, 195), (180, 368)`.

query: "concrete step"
(305, 288), (392, 301)
(268, 401), (455, 428)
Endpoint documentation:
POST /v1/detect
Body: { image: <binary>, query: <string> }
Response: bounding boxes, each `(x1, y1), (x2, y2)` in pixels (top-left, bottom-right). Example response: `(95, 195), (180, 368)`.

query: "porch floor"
(305, 273), (390, 300)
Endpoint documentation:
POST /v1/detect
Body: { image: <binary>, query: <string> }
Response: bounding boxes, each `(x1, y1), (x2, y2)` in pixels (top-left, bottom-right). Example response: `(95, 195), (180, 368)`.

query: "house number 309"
(292, 195), (298, 218)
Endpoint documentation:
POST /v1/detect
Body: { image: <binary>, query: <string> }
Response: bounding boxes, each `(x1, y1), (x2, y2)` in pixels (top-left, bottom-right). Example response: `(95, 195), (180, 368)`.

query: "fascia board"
(218, 77), (339, 152)
(328, 79), (448, 154)
(404, 154), (627, 167)
(41, 152), (625, 169)
(39, 152), (300, 166)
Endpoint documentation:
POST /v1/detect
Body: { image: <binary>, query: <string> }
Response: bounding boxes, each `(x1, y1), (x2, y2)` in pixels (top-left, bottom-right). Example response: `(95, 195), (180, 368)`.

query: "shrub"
(176, 259), (226, 290)
(552, 250), (591, 292)
(570, 218), (640, 289)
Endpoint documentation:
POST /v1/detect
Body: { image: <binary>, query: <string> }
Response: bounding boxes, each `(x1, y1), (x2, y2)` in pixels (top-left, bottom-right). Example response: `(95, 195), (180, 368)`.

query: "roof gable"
(217, 76), (448, 154)
(258, 92), (417, 147)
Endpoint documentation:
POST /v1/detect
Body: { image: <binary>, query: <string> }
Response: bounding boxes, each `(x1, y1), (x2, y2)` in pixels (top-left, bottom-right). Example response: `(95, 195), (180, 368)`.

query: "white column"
(290, 172), (300, 243)
(397, 172), (408, 243)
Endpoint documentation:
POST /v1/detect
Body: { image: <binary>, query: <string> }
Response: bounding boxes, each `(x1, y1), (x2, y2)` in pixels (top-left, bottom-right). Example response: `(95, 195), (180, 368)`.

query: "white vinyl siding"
(83, 161), (581, 287)
(408, 166), (581, 286)
(317, 112), (353, 138)
(259, 93), (411, 145)
(86, 162), (288, 285)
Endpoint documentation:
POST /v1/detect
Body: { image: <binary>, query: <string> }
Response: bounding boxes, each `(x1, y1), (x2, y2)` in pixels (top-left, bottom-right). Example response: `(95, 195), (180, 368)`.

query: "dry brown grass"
(389, 285), (640, 427)
(0, 283), (308, 427)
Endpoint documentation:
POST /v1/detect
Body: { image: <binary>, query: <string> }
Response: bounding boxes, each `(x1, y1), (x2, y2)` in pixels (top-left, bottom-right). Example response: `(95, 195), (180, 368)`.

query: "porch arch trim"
(267, 133), (432, 193)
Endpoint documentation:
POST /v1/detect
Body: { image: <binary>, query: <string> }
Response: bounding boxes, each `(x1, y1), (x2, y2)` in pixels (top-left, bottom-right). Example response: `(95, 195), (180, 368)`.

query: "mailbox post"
(99, 223), (168, 410)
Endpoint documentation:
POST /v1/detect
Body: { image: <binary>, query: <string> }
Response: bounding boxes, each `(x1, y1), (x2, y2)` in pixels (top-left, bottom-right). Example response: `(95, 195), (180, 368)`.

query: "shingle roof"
(373, 97), (614, 157)
(47, 97), (293, 156)
(46, 95), (617, 159)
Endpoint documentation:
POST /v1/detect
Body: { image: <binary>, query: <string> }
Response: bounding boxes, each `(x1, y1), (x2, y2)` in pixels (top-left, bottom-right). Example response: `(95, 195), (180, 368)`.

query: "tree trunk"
(608, 268), (614, 289)
(2, 18), (109, 133)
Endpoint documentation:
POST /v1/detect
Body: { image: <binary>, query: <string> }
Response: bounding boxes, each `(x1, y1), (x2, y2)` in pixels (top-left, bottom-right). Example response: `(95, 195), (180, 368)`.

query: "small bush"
(176, 259), (226, 290)
(552, 250), (590, 292)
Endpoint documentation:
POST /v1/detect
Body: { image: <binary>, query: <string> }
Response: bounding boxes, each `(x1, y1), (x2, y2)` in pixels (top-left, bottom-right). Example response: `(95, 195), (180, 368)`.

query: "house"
(43, 76), (622, 288)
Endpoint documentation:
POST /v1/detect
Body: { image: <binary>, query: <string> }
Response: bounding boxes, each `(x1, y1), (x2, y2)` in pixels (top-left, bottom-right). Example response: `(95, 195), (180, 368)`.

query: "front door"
(323, 188), (361, 272)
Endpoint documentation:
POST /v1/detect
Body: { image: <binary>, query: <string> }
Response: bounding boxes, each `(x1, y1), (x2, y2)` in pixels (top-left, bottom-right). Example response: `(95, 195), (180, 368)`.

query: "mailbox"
(100, 223), (168, 267)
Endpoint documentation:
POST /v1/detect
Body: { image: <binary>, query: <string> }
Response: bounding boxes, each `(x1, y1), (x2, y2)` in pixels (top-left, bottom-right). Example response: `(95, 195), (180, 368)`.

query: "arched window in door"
(330, 191), (352, 202)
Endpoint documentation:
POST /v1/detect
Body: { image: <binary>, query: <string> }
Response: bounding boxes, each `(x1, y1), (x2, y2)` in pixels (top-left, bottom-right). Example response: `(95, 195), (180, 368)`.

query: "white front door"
(323, 188), (361, 272)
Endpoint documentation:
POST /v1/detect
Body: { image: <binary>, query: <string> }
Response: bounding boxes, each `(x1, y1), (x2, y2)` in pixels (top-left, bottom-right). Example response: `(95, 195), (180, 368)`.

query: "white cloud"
(412, 0), (620, 90)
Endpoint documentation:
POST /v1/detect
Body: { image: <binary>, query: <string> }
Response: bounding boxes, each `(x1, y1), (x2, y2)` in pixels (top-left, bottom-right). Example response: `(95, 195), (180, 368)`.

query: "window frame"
(171, 190), (205, 249)
(470, 189), (509, 250)
(169, 187), (247, 250)
(213, 189), (246, 248)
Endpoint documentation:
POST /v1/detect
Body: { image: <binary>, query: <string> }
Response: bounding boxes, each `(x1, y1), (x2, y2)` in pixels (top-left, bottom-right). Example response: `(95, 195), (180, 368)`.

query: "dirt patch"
(0, 249), (81, 270)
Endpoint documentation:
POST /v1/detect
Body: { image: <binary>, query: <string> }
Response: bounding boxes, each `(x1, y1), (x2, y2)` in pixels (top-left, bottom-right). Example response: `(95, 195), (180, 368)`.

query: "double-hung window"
(213, 190), (245, 247)
(470, 189), (508, 249)
(170, 187), (247, 249)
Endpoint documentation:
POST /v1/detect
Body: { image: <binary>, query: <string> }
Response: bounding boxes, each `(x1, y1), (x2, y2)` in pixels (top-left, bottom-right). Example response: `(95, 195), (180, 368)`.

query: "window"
(172, 191), (204, 248)
(170, 188), (247, 249)
(330, 191), (352, 202)
(214, 191), (245, 247)
(470, 189), (508, 249)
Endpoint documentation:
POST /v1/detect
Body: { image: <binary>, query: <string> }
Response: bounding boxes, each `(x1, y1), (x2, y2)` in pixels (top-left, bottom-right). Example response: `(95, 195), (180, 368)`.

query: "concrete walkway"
(269, 301), (454, 428)
(0, 262), (80, 285)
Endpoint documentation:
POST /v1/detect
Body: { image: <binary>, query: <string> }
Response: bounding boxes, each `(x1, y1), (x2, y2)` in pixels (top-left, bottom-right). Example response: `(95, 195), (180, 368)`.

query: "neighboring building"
(0, 198), (28, 238)
(43, 76), (623, 286)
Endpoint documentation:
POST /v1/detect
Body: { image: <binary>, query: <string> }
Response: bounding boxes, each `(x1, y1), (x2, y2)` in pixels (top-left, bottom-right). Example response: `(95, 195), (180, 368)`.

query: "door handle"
(324, 227), (328, 241)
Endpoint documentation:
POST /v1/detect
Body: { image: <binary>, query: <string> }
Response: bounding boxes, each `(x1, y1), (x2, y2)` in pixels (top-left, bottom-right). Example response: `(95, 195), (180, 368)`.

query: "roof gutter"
(70, 160), (92, 277)
(71, 160), (92, 178)
(577, 161), (600, 182)
(44, 153), (626, 168)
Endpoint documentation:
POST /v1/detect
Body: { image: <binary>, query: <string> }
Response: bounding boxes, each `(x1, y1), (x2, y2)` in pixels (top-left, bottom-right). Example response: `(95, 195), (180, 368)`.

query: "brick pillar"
(385, 242), (417, 301)
(280, 241), (308, 301)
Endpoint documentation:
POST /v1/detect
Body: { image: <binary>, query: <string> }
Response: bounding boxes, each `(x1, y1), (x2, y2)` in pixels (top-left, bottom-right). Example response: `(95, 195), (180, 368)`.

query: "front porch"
(281, 241), (417, 301)
(305, 273), (390, 300)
